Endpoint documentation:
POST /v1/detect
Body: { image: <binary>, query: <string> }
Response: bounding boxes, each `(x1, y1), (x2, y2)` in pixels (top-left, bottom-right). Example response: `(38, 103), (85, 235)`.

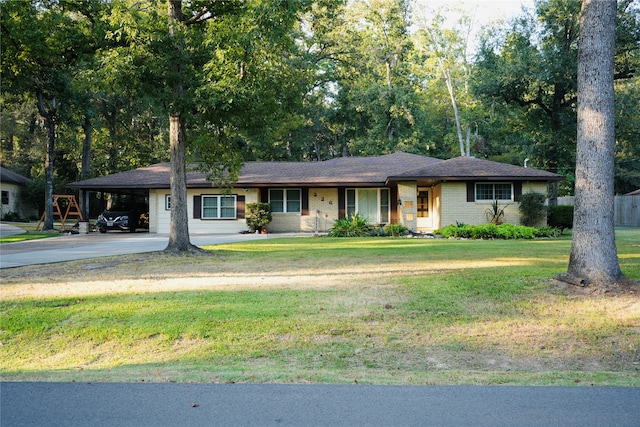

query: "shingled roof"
(236, 152), (443, 186)
(389, 156), (564, 182)
(67, 152), (562, 192)
(0, 166), (31, 186)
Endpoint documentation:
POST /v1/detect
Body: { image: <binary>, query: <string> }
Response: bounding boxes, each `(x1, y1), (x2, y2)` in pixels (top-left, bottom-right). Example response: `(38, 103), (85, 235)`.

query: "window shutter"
(236, 195), (245, 219)
(260, 188), (269, 203)
(466, 182), (475, 202)
(513, 182), (522, 202)
(193, 195), (201, 219)
(338, 188), (346, 219)
(390, 185), (398, 223)
(301, 188), (309, 215)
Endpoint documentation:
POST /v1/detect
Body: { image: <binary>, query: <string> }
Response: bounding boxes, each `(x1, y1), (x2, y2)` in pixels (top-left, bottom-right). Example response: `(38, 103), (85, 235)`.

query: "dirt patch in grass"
(553, 277), (639, 296)
(0, 251), (527, 299)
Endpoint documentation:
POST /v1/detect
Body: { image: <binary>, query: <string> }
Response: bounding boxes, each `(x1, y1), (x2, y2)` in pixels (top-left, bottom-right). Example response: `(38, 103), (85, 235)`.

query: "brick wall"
(268, 188), (339, 233)
(439, 182), (548, 227)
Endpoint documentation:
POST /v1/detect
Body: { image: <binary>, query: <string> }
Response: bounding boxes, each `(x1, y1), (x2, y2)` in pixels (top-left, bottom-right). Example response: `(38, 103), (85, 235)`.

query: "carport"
(66, 178), (150, 231)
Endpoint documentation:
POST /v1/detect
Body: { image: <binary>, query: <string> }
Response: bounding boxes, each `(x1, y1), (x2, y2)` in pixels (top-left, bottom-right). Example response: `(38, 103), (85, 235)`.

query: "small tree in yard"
(518, 192), (547, 227)
(245, 203), (272, 233)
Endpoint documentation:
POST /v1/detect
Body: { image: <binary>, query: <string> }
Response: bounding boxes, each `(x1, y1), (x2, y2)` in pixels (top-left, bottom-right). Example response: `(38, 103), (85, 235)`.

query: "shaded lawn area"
(1, 229), (638, 385)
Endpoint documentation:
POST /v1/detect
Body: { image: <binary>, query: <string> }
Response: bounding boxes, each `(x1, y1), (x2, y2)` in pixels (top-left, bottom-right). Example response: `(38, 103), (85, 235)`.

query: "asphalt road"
(2, 382), (639, 427)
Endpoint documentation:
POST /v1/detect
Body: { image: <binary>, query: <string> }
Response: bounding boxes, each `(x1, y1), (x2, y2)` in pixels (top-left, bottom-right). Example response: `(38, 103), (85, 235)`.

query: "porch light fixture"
(397, 199), (402, 206)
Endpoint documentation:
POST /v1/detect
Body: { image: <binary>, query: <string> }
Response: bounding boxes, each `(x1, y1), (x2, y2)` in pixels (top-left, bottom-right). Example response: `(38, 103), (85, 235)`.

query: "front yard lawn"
(1, 229), (638, 385)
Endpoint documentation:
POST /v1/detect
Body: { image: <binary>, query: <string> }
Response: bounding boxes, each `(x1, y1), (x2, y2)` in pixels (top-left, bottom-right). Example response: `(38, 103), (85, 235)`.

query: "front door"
(416, 188), (432, 230)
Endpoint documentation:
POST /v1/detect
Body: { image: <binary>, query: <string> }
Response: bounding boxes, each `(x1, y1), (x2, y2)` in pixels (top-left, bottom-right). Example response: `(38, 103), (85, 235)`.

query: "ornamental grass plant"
(327, 213), (373, 237)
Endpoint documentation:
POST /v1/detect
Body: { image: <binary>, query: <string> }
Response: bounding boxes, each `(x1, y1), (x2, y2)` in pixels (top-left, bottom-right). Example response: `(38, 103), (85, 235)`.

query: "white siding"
(0, 181), (37, 220)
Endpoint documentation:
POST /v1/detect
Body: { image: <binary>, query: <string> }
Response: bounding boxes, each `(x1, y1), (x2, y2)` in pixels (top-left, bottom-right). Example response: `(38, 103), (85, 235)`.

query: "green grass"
(0, 232), (60, 244)
(0, 221), (61, 243)
(1, 229), (638, 385)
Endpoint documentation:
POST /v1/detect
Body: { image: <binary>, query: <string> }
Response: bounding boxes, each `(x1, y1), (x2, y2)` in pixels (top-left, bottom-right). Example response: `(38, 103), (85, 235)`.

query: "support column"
(397, 181), (418, 231)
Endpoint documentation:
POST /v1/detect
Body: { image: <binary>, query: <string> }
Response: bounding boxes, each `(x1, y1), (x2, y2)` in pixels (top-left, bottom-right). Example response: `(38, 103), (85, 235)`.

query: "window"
(380, 189), (390, 223)
(269, 189), (301, 213)
(346, 188), (390, 223)
(201, 195), (236, 219)
(165, 195), (171, 210)
(1, 191), (8, 205)
(476, 183), (513, 201)
(417, 190), (429, 218)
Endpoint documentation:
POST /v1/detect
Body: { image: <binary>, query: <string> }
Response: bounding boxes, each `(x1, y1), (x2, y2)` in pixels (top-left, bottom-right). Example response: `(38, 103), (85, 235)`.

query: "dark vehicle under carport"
(96, 207), (140, 233)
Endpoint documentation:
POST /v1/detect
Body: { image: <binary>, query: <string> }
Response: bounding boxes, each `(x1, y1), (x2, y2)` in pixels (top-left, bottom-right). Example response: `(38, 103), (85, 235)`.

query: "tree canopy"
(2, 0), (639, 228)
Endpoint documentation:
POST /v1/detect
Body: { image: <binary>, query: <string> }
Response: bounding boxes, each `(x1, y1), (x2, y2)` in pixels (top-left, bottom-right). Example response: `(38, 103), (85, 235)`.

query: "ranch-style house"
(68, 152), (564, 234)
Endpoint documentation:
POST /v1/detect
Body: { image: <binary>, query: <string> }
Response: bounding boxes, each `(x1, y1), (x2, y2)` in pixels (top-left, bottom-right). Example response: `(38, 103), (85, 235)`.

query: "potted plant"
(245, 202), (272, 233)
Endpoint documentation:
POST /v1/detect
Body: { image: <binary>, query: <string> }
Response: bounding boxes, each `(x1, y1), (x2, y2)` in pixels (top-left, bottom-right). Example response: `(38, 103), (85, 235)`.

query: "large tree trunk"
(164, 0), (201, 253)
(166, 113), (199, 252)
(564, 0), (626, 286)
(37, 88), (56, 231)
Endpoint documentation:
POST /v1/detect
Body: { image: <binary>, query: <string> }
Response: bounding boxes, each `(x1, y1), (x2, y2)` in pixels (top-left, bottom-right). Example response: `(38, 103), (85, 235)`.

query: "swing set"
(35, 194), (83, 231)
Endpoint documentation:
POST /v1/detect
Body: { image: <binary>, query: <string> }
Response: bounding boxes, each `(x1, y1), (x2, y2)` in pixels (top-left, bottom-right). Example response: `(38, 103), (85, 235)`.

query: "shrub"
(434, 224), (472, 238)
(245, 202), (272, 232)
(434, 223), (543, 240)
(370, 225), (386, 237)
(472, 224), (498, 239)
(518, 192), (547, 227)
(1, 211), (20, 221)
(328, 213), (373, 237)
(548, 205), (574, 231)
(384, 223), (409, 237)
(534, 226), (562, 238)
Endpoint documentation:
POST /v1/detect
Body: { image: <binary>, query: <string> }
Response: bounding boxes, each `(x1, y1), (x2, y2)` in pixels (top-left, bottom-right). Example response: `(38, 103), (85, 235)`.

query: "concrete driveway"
(0, 229), (280, 269)
(0, 222), (27, 237)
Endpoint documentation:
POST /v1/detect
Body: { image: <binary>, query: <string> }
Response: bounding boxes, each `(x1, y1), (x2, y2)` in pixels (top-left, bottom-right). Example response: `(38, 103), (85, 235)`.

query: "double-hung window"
(475, 183), (513, 201)
(269, 189), (301, 213)
(202, 195), (237, 219)
(346, 188), (390, 223)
